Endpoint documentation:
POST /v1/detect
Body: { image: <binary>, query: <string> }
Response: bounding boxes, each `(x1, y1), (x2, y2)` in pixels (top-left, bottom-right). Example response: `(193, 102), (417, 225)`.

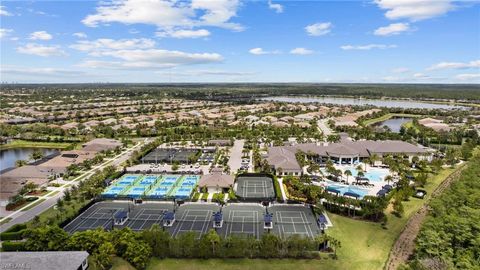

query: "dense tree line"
(405, 151), (480, 270)
(14, 224), (338, 269)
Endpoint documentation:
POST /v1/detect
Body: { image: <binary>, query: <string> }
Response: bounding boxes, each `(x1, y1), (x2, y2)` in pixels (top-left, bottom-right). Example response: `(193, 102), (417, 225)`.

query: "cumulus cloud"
(268, 0), (283, 13)
(374, 23), (410, 36)
(290, 47), (313, 55)
(340, 44), (397, 50)
(427, 60), (480, 71)
(82, 0), (243, 38)
(70, 38), (156, 54)
(249, 47), (281, 55)
(73, 32), (87, 39)
(413, 72), (429, 79)
(392, 67), (410, 73)
(17, 43), (67, 57)
(455, 73), (480, 81)
(1, 66), (88, 77)
(374, 0), (454, 21)
(78, 49), (223, 70)
(0, 28), (13, 39)
(156, 29), (210, 39)
(156, 69), (254, 76)
(0, 6), (12, 16)
(305, 22), (332, 36)
(29, 31), (53, 40)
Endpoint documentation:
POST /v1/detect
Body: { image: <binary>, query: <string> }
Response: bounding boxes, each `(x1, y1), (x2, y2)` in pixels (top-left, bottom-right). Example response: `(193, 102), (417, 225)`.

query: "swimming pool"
(342, 167), (388, 182)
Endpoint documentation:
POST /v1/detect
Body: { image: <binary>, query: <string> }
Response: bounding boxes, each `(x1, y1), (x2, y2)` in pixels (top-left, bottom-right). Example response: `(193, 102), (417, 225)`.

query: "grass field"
(362, 113), (420, 126)
(0, 140), (73, 150)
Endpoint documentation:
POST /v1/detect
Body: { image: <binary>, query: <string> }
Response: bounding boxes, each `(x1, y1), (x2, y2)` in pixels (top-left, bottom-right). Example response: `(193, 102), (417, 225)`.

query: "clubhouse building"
(267, 140), (433, 176)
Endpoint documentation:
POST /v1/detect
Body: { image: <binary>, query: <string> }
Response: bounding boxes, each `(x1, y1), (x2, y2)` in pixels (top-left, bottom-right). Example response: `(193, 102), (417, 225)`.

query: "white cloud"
(78, 49), (223, 70)
(16, 43), (67, 57)
(374, 23), (410, 36)
(375, 0), (454, 21)
(156, 69), (254, 76)
(82, 0), (243, 37)
(73, 32), (87, 39)
(268, 0), (283, 13)
(29, 31), (53, 40)
(427, 60), (480, 71)
(249, 47), (281, 55)
(0, 6), (12, 16)
(413, 72), (429, 79)
(70, 38), (156, 54)
(0, 28), (13, 39)
(290, 47), (314, 55)
(1, 66), (88, 77)
(340, 44), (397, 50)
(455, 73), (480, 81)
(382, 76), (399, 82)
(392, 67), (410, 73)
(156, 29), (210, 39)
(305, 22), (332, 36)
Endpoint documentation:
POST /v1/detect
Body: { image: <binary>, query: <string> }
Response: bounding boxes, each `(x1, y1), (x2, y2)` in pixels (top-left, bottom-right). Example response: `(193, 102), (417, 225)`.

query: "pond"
(373, 117), (413, 133)
(0, 148), (59, 171)
(259, 96), (468, 110)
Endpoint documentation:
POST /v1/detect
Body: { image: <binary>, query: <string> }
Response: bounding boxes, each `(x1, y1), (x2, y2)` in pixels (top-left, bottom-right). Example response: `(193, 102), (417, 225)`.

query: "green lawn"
(0, 140), (73, 150)
(362, 113), (420, 126)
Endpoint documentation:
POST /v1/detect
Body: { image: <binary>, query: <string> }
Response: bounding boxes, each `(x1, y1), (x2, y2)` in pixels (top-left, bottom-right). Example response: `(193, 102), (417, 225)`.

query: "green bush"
(0, 230), (25, 241)
(4, 223), (27, 233)
(2, 241), (25, 251)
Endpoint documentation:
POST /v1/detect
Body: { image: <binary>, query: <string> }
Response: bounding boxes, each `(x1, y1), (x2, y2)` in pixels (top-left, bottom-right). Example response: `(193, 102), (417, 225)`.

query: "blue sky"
(1, 0), (479, 83)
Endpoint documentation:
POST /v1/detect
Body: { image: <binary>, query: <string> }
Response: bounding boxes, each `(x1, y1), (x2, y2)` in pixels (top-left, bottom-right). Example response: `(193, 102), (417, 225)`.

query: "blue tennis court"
(125, 186), (148, 198)
(102, 186), (126, 197)
(174, 187), (193, 199)
(148, 187), (170, 198)
(139, 175), (158, 185)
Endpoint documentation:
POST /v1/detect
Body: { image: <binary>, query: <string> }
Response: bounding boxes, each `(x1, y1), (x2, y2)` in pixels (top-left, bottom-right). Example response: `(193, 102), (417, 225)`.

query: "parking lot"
(64, 201), (321, 239)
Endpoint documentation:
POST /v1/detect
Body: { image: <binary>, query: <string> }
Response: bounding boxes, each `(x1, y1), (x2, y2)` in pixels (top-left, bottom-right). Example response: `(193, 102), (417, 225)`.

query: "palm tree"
(344, 169), (352, 185)
(385, 175), (393, 186)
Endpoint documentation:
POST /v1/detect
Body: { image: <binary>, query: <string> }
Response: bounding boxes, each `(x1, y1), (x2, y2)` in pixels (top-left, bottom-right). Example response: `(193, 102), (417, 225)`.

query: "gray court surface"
(63, 201), (174, 233)
(268, 205), (321, 239)
(235, 176), (275, 200)
(64, 201), (320, 239)
(168, 203), (220, 238)
(218, 204), (265, 239)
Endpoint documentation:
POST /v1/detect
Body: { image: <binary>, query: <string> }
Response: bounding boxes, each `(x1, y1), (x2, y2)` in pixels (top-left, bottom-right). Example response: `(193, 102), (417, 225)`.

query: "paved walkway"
(227, 139), (244, 173)
(277, 177), (287, 201)
(0, 141), (145, 232)
(317, 118), (334, 137)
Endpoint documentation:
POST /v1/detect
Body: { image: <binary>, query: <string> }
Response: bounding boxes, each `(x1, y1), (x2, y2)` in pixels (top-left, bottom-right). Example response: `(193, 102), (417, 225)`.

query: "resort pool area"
(326, 184), (369, 198)
(342, 166), (389, 182)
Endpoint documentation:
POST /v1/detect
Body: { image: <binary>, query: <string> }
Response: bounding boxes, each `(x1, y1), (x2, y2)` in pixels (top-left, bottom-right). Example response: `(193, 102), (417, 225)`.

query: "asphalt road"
(227, 139), (244, 174)
(0, 141), (145, 233)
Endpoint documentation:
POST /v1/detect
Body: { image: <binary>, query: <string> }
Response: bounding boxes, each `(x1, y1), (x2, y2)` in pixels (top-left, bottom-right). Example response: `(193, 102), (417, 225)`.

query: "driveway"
(317, 118), (334, 137)
(227, 139), (244, 174)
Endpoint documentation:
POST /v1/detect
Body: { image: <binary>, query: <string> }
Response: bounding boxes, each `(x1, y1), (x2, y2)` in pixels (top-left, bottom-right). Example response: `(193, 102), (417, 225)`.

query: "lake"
(259, 96), (468, 110)
(373, 117), (412, 133)
(0, 148), (59, 171)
